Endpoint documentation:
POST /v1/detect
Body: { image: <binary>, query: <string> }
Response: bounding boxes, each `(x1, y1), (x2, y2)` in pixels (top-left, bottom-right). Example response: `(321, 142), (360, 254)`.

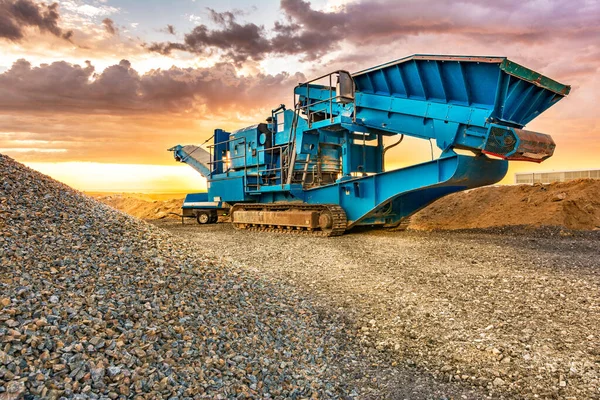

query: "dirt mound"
(94, 195), (183, 220)
(410, 179), (600, 231)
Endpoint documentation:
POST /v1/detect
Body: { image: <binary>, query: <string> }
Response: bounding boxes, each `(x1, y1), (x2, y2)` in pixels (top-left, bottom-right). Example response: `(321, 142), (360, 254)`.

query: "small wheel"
(196, 211), (210, 225)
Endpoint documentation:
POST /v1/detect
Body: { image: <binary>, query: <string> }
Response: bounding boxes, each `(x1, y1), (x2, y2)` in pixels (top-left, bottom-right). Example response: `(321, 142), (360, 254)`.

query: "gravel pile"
(0, 154), (359, 399)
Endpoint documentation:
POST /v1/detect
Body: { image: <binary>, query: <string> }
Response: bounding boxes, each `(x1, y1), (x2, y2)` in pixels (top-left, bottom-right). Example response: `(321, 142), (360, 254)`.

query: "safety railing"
(295, 70), (355, 129)
(252, 143), (290, 191)
(207, 136), (247, 180)
(205, 70), (355, 192)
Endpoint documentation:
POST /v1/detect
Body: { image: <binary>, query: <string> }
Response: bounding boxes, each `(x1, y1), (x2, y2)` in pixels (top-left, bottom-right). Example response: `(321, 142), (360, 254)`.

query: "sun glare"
(24, 162), (207, 193)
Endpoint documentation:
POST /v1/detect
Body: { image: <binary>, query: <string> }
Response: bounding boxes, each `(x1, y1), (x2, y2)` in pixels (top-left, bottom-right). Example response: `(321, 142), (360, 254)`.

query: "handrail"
(206, 137), (247, 179)
(206, 71), (354, 191)
(295, 70), (355, 128)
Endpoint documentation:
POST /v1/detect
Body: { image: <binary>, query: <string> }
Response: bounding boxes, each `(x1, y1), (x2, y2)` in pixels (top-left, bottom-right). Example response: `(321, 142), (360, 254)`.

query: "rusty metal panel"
(483, 125), (555, 163)
(510, 128), (556, 162)
(500, 59), (570, 95)
(232, 210), (320, 228)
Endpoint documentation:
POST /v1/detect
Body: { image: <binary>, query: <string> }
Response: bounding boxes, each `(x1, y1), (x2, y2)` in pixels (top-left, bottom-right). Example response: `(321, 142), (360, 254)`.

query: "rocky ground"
(3, 152), (599, 399)
(156, 220), (600, 400)
(0, 155), (495, 398)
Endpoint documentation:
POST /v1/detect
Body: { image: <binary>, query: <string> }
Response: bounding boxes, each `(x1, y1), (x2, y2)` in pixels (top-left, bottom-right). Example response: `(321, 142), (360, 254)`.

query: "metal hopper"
(351, 55), (570, 162)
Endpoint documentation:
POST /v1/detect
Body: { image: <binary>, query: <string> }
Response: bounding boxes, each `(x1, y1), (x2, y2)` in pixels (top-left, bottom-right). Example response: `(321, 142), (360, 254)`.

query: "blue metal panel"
(355, 92), (491, 128)
(440, 61), (468, 104)
(350, 143), (380, 173)
(353, 55), (569, 127)
(251, 184), (302, 194)
(464, 62), (499, 106)
(183, 193), (208, 204)
(355, 56), (503, 107)
(274, 109), (296, 146)
(213, 129), (229, 174)
(494, 73), (564, 126)
(182, 193), (225, 210)
(228, 128), (250, 169)
(304, 154), (507, 227)
(208, 174), (247, 202)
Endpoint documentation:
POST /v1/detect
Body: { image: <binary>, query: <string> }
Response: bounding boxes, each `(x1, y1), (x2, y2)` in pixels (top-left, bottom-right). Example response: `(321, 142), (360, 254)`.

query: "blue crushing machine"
(170, 55), (570, 236)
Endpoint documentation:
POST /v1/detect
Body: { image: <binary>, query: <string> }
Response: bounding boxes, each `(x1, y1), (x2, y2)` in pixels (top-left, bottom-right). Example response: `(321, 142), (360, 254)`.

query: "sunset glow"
(1, 0), (597, 191)
(23, 162), (206, 193)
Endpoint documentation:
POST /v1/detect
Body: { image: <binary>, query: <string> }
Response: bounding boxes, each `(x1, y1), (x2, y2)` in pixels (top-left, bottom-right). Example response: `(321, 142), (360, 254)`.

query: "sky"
(0, 0), (598, 192)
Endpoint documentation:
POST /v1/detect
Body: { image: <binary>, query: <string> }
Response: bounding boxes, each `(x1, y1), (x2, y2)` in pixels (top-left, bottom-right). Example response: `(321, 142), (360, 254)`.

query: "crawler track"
(231, 203), (347, 237)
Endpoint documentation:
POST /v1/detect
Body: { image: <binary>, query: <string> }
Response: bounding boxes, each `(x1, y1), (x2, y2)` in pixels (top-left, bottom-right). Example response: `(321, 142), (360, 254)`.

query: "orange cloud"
(0, 57), (306, 165)
(0, 59), (304, 115)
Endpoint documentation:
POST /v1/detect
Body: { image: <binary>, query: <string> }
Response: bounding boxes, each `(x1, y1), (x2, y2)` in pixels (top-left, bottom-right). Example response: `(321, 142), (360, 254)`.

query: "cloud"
(0, 0), (145, 60)
(0, 58), (305, 115)
(149, 9), (271, 64)
(281, 0), (599, 46)
(1, 0), (598, 169)
(101, 18), (116, 35)
(187, 14), (201, 24)
(0, 57), (307, 164)
(148, 0), (599, 64)
(0, 0), (73, 41)
(58, 1), (119, 18)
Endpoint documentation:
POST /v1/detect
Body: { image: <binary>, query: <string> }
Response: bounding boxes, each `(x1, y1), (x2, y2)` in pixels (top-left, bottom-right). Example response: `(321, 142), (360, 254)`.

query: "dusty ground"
(153, 220), (600, 399)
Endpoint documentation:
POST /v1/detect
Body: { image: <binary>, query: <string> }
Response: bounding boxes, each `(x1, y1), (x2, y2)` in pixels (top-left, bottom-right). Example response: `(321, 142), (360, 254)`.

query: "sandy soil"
(411, 179), (600, 231)
(154, 220), (600, 399)
(86, 192), (187, 201)
(91, 193), (184, 220)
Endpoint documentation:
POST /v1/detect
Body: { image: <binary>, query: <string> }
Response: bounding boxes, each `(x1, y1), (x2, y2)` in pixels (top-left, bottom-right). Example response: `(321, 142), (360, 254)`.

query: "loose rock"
(1, 155), (361, 398)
